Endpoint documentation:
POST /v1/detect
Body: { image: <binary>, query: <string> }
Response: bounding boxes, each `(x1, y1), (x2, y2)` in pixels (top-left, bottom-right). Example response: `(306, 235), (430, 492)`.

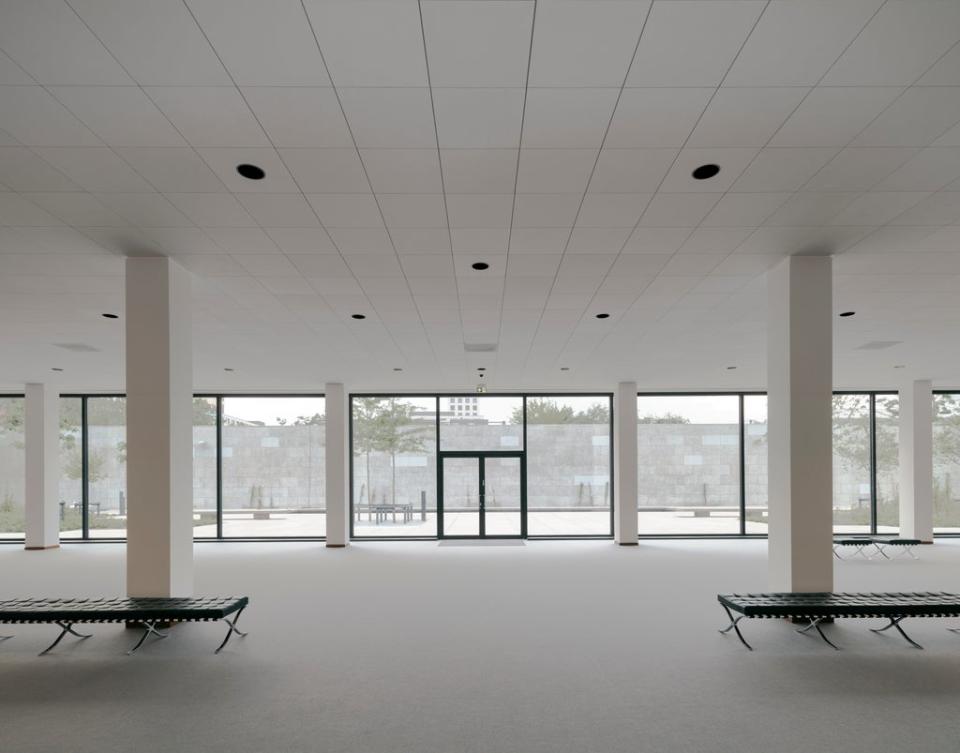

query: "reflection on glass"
(442, 457), (479, 536)
(526, 396), (611, 535)
(833, 394), (871, 533)
(484, 456), (522, 536)
(637, 395), (740, 534)
(193, 397), (218, 537)
(934, 394), (960, 532)
(743, 395), (768, 534)
(222, 397), (326, 537)
(439, 396), (523, 451)
(875, 395), (899, 533)
(59, 397), (83, 538)
(87, 397), (127, 539)
(0, 397), (25, 540)
(352, 397), (437, 537)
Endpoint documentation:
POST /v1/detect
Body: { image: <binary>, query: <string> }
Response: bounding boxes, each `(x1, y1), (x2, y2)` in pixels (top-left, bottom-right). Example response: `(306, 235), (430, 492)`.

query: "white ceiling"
(1, 0), (960, 392)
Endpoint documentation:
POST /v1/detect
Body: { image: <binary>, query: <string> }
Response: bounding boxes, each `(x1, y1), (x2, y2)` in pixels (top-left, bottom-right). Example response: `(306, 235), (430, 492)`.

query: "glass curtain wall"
(59, 397), (83, 538)
(221, 397), (326, 538)
(0, 396), (25, 540)
(933, 393), (960, 533)
(87, 397), (127, 539)
(637, 395), (741, 535)
(875, 395), (900, 533)
(832, 394), (871, 534)
(193, 397), (218, 538)
(352, 396), (438, 538)
(526, 396), (611, 536)
(742, 395), (768, 534)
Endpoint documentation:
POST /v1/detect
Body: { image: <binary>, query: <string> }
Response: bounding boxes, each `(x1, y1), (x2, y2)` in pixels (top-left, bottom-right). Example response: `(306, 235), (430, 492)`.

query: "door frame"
(438, 451), (526, 539)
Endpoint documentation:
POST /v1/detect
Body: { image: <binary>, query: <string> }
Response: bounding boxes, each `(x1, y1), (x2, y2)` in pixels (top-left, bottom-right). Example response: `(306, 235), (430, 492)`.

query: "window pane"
(221, 397), (326, 537)
(0, 397), (25, 540)
(59, 397), (83, 538)
(875, 395), (899, 533)
(87, 397), (127, 539)
(526, 396), (611, 536)
(743, 395), (768, 534)
(193, 397), (218, 537)
(439, 396), (522, 451)
(637, 395), (740, 534)
(934, 394), (960, 533)
(353, 397), (437, 537)
(832, 394), (871, 534)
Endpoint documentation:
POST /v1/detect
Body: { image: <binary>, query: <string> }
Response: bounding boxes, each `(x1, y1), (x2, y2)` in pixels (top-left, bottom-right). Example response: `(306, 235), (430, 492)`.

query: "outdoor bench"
(718, 592), (960, 650)
(0, 596), (248, 655)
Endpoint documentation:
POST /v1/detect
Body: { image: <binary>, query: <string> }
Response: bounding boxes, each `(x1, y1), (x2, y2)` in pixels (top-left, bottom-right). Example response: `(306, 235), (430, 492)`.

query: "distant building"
(447, 396), (479, 418)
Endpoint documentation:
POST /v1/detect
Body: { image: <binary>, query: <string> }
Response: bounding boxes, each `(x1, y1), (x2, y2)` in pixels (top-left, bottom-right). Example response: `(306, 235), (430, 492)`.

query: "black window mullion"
(869, 393), (878, 535)
(216, 396), (223, 539)
(81, 396), (89, 540)
(739, 393), (746, 536)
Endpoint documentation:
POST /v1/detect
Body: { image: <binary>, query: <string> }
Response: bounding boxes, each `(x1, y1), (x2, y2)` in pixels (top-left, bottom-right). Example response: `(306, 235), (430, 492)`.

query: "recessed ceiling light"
(477, 367), (486, 371)
(692, 164), (720, 180)
(101, 313), (118, 319)
(894, 365), (906, 369)
(236, 163), (265, 180)
(224, 367), (234, 372)
(351, 313), (366, 320)
(51, 367), (63, 372)
(471, 262), (489, 271)
(595, 313), (610, 319)
(393, 367), (403, 372)
(839, 311), (856, 317)
(560, 367), (570, 372)
(726, 366), (737, 370)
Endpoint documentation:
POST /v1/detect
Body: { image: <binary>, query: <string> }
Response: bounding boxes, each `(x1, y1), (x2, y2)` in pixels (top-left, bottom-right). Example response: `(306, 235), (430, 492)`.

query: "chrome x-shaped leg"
(215, 607), (248, 654)
(871, 616), (923, 649)
(718, 604), (752, 650)
(39, 622), (92, 656)
(796, 617), (841, 650)
(127, 621), (169, 655)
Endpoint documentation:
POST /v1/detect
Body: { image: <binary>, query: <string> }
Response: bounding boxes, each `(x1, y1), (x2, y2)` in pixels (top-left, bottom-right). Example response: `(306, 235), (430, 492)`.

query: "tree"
(292, 413), (325, 426)
(193, 398), (217, 426)
(352, 398), (430, 506)
(638, 412), (690, 424)
(512, 399), (611, 425)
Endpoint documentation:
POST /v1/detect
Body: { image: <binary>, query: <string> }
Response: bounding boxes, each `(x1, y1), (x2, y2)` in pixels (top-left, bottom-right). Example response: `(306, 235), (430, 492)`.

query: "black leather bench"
(718, 592), (960, 650)
(0, 596), (249, 655)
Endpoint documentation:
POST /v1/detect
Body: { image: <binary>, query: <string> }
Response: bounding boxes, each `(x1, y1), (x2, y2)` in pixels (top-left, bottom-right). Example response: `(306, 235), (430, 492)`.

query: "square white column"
(325, 383), (349, 547)
(125, 257), (193, 597)
(24, 383), (59, 550)
(767, 256), (833, 592)
(899, 379), (933, 542)
(614, 381), (638, 544)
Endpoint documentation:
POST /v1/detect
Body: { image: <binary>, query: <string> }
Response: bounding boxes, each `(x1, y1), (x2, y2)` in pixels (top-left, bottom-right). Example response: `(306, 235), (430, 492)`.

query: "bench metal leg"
(718, 604), (752, 650)
(39, 622), (92, 656)
(215, 607), (248, 654)
(127, 621), (168, 655)
(871, 616), (923, 649)
(796, 617), (840, 650)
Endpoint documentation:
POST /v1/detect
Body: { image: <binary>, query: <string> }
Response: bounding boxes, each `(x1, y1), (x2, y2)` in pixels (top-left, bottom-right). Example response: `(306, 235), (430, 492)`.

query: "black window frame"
(349, 392), (615, 541)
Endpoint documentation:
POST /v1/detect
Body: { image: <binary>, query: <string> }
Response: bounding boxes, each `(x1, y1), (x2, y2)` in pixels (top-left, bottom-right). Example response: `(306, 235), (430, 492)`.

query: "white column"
(126, 257), (193, 597)
(767, 256), (833, 592)
(24, 383), (59, 550)
(325, 383), (349, 547)
(614, 381), (638, 544)
(899, 379), (933, 542)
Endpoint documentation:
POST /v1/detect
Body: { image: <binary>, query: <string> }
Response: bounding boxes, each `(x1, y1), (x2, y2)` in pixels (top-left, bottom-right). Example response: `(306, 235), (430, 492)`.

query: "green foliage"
(638, 412), (690, 425)
(193, 398), (217, 426)
(353, 398), (430, 505)
(512, 398), (611, 425)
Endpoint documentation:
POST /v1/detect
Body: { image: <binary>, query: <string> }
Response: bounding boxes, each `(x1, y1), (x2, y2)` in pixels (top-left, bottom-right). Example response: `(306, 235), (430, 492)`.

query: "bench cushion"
(718, 592), (960, 619)
(0, 596), (247, 624)
(872, 538), (921, 546)
(835, 539), (872, 546)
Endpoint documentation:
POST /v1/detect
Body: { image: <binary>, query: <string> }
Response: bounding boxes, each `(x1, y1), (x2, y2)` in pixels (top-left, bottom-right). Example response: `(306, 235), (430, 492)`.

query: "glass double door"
(439, 454), (524, 537)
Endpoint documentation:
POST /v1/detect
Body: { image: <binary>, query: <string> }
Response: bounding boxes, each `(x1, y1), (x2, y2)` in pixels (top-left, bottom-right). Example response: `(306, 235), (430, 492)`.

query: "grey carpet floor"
(1, 539), (959, 753)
